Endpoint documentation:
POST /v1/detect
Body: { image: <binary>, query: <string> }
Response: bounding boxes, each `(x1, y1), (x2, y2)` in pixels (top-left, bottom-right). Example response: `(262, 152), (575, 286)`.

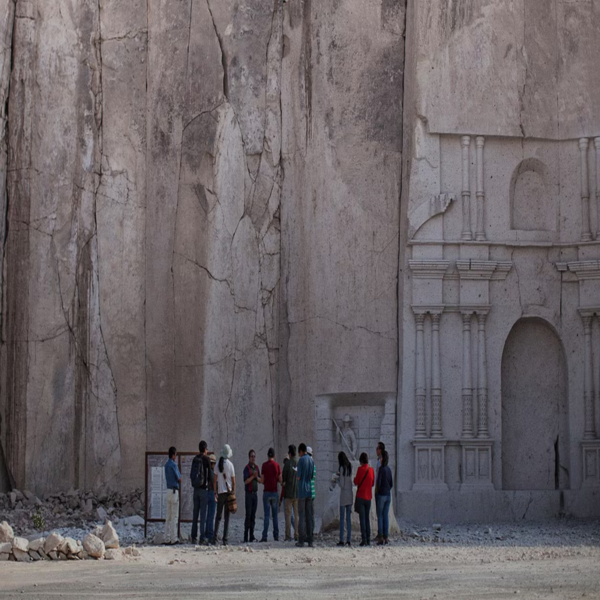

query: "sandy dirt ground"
(0, 538), (599, 599)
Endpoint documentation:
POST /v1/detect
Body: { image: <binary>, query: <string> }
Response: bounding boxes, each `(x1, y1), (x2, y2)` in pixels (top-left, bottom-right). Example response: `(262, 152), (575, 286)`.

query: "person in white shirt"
(212, 444), (236, 546)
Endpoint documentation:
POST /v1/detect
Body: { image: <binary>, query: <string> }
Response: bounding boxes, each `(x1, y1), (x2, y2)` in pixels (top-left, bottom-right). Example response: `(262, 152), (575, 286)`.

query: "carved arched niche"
(501, 318), (569, 491)
(510, 158), (556, 232)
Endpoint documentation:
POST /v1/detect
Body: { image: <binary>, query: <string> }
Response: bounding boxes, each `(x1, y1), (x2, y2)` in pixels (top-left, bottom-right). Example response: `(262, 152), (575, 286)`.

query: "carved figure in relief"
(333, 415), (358, 462)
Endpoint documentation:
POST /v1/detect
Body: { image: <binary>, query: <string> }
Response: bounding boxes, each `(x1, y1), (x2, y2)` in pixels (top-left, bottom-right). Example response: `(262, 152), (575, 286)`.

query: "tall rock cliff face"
(0, 0), (405, 493)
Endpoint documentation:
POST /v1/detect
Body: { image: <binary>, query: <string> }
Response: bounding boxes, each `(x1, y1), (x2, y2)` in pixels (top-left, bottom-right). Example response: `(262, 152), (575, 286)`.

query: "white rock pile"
(0, 488), (144, 538)
(0, 519), (140, 562)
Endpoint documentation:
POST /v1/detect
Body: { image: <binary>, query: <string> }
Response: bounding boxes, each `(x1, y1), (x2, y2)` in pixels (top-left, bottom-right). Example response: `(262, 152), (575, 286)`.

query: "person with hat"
(205, 453), (218, 544)
(212, 444), (235, 546)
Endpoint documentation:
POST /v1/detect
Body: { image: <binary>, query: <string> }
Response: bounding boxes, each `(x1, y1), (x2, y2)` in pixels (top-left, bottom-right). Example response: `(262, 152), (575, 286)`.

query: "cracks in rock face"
(289, 315), (396, 341)
(206, 0), (229, 99)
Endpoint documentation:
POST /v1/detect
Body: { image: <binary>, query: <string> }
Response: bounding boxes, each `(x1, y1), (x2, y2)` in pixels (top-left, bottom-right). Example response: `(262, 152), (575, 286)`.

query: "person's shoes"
(295, 542), (304, 547)
(259, 538), (268, 542)
(336, 541), (345, 547)
(384, 537), (389, 545)
(223, 541), (228, 546)
(210, 539), (217, 546)
(359, 541), (366, 547)
(274, 537), (279, 542)
(249, 536), (257, 543)
(243, 537), (248, 543)
(366, 540), (371, 546)
(284, 537), (292, 542)
(191, 539), (197, 545)
(377, 536), (384, 546)
(346, 541), (352, 547)
(307, 542), (314, 548)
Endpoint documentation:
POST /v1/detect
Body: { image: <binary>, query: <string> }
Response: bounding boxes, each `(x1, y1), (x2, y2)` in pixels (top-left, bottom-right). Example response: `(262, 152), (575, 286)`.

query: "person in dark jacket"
(190, 440), (211, 545)
(281, 445), (298, 542)
(243, 449), (260, 543)
(375, 450), (393, 545)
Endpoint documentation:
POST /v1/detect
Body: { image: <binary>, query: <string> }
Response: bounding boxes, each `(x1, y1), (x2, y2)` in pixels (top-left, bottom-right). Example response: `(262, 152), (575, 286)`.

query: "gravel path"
(0, 519), (598, 599)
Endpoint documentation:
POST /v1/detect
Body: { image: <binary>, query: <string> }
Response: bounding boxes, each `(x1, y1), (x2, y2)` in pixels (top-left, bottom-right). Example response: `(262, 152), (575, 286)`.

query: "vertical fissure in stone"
(206, 0), (229, 99)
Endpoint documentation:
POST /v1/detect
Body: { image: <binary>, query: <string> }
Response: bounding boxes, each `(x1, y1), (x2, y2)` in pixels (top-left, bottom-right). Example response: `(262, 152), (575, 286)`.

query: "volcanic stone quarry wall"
(0, 0), (404, 494)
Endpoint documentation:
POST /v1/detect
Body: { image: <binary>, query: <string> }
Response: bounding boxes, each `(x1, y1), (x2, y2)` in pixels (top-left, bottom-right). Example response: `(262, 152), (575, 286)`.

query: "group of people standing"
(163, 442), (316, 547)
(162, 439), (393, 547)
(331, 441), (394, 546)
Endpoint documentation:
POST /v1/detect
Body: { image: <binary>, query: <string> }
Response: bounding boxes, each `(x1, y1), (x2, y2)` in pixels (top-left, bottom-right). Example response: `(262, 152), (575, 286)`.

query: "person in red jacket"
(353, 452), (375, 546)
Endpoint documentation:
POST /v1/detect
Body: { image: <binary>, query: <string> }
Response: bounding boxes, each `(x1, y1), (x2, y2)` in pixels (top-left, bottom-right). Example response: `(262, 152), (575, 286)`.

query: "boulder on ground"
(28, 550), (41, 561)
(48, 551), (58, 560)
(0, 542), (11, 554)
(44, 532), (64, 554)
(104, 549), (122, 561)
(83, 533), (105, 559)
(12, 537), (29, 552)
(28, 538), (45, 552)
(101, 521), (119, 549)
(0, 554), (9, 561)
(0, 521), (14, 543)
(12, 548), (30, 562)
(66, 538), (79, 555)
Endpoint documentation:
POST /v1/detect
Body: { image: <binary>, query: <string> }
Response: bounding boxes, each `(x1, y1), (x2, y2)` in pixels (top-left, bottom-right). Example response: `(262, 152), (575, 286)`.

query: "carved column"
(476, 311), (489, 438)
(461, 135), (472, 240)
(475, 136), (486, 241)
(461, 312), (474, 438)
(595, 138), (600, 239)
(414, 312), (427, 438)
(580, 138), (592, 242)
(430, 312), (442, 438)
(582, 314), (597, 439)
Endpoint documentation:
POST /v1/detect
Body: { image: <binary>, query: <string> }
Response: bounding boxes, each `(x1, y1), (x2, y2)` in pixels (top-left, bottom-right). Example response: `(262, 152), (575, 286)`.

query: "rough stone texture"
(12, 536), (28, 552)
(0, 541), (11, 554)
(43, 533), (63, 555)
(0, 521), (13, 542)
(28, 538), (44, 553)
(100, 521), (119, 549)
(82, 533), (104, 559)
(0, 0), (598, 524)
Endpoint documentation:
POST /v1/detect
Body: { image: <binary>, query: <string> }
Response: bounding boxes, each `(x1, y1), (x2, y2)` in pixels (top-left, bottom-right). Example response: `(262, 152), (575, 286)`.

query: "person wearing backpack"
(243, 449), (261, 543)
(354, 452), (375, 546)
(190, 440), (211, 545)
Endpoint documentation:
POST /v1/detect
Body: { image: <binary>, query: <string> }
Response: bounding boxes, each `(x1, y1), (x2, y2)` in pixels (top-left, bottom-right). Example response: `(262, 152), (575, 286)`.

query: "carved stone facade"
(399, 130), (600, 519)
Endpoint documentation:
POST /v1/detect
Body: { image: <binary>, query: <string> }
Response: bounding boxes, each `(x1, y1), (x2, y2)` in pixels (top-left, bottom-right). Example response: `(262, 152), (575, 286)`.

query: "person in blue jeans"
(204, 453), (218, 543)
(330, 451), (353, 546)
(375, 450), (393, 545)
(259, 447), (282, 542)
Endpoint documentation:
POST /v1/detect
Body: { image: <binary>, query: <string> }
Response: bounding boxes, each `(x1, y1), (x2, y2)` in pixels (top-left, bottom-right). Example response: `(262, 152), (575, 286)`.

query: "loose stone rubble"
(0, 518), (140, 563)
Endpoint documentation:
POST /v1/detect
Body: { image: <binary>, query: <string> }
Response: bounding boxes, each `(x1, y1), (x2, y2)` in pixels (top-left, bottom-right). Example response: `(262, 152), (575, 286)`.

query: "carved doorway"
(501, 318), (569, 490)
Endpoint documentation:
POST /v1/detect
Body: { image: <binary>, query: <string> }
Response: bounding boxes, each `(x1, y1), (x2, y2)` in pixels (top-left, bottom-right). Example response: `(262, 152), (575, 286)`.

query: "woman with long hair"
(375, 450), (393, 545)
(330, 451), (353, 546)
(353, 452), (375, 546)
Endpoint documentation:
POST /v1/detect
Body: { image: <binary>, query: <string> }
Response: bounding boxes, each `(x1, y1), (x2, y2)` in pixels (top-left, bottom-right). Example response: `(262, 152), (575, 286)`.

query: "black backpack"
(190, 455), (207, 489)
